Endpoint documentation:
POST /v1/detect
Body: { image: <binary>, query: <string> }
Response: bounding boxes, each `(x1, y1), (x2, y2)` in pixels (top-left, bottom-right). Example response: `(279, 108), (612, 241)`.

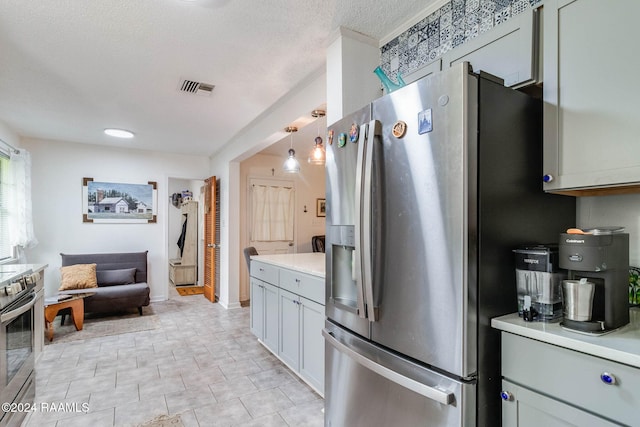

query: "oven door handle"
(1, 293), (36, 323)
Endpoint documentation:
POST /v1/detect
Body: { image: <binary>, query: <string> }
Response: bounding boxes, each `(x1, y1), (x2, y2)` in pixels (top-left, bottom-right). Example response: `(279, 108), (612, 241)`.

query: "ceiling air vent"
(178, 78), (215, 97)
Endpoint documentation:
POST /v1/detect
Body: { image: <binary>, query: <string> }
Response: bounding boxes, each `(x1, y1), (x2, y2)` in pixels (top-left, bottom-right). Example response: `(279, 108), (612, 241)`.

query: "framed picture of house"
(82, 178), (157, 223)
(316, 198), (326, 217)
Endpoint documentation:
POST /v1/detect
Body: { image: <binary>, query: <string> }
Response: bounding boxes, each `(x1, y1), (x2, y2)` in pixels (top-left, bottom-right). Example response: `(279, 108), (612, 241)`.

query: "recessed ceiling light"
(104, 128), (135, 139)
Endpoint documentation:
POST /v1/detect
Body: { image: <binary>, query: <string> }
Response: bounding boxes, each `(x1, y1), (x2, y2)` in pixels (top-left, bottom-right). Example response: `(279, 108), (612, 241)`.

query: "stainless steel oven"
(0, 271), (36, 427)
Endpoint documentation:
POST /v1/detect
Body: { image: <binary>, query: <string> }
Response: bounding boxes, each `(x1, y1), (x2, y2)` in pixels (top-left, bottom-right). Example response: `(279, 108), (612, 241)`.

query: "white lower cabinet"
(501, 333), (640, 426)
(249, 277), (279, 353)
(278, 288), (325, 392)
(250, 260), (325, 395)
(279, 289), (301, 370)
(249, 278), (264, 339)
(299, 296), (324, 392)
(501, 379), (618, 427)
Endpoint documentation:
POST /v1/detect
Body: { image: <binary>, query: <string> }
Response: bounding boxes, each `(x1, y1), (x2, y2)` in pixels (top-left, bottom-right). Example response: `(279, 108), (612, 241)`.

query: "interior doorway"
(167, 177), (205, 295)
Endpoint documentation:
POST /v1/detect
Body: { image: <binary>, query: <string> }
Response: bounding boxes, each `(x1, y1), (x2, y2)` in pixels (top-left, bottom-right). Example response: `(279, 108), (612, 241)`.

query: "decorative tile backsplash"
(380, 0), (543, 79)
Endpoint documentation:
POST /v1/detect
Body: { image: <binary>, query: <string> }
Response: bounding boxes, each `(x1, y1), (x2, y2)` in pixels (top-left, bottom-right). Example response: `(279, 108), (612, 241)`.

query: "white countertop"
(251, 253), (325, 278)
(0, 263), (47, 283)
(492, 308), (640, 368)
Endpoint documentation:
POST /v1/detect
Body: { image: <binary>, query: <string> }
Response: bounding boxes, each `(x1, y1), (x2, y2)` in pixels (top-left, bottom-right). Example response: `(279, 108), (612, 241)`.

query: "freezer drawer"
(324, 322), (475, 427)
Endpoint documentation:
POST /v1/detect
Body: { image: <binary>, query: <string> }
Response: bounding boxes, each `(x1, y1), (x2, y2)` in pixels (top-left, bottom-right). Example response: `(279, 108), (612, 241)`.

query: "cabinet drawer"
(251, 261), (278, 285)
(502, 333), (640, 426)
(279, 269), (324, 304)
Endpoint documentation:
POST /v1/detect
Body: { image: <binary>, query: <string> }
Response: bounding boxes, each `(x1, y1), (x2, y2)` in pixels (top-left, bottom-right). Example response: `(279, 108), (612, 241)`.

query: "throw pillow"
(96, 268), (137, 287)
(59, 264), (98, 290)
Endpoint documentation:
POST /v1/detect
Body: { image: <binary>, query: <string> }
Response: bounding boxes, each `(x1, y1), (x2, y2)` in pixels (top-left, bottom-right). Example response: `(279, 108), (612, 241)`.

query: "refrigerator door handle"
(354, 122), (369, 319)
(362, 120), (380, 321)
(323, 329), (455, 405)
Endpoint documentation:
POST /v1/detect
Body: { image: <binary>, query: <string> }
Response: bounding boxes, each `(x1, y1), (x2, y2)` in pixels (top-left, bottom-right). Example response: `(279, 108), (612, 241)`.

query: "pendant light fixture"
(283, 126), (300, 173)
(308, 109), (326, 165)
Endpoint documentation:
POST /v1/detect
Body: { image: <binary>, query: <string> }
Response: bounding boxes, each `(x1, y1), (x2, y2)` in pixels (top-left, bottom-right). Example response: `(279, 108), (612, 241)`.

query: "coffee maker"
(514, 245), (565, 321)
(559, 228), (630, 334)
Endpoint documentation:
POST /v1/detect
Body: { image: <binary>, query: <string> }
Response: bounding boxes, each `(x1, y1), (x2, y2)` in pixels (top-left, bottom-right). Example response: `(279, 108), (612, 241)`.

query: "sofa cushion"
(96, 268), (136, 287)
(59, 263), (98, 290)
(61, 282), (151, 313)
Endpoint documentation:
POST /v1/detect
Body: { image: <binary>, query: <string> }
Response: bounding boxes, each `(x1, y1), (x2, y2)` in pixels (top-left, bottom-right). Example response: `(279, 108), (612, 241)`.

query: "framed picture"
(316, 198), (326, 217)
(83, 178), (157, 223)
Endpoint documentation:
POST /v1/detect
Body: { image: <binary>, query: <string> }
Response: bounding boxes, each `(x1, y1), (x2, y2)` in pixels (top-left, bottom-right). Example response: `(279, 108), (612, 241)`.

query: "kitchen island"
(249, 252), (325, 395)
(492, 309), (640, 426)
(250, 252), (325, 277)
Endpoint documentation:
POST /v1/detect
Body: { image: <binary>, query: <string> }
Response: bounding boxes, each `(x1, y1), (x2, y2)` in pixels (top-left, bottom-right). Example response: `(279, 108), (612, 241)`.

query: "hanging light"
(308, 109), (326, 165)
(283, 126), (300, 173)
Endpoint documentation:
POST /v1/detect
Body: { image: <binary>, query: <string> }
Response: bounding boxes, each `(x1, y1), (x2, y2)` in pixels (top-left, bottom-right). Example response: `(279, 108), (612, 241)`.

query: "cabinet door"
(263, 282), (279, 352)
(403, 59), (442, 85)
(502, 332), (640, 426)
(501, 380), (618, 427)
(299, 297), (325, 394)
(250, 278), (264, 339)
(543, 0), (640, 192)
(442, 8), (538, 87)
(278, 288), (300, 370)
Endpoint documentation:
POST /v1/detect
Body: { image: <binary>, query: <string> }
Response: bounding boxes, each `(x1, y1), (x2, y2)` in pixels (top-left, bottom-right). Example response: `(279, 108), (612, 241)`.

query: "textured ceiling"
(0, 0), (437, 156)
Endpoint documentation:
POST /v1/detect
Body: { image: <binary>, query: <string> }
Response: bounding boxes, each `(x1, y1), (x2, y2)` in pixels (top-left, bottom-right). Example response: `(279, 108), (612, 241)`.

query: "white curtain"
(251, 185), (294, 241)
(9, 149), (38, 261)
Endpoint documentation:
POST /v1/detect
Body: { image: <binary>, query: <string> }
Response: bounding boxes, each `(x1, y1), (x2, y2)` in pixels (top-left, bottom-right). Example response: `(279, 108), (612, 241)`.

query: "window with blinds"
(0, 153), (11, 260)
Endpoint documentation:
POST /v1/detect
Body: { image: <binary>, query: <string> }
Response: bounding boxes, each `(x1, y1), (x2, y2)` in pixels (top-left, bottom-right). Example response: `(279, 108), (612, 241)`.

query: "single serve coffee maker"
(514, 245), (566, 321)
(559, 228), (630, 334)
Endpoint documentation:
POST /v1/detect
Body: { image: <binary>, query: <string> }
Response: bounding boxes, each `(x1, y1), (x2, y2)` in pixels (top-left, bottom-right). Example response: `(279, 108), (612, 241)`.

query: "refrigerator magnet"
(327, 129), (334, 145)
(392, 121), (407, 138)
(349, 123), (359, 143)
(418, 109), (433, 134)
(338, 132), (347, 147)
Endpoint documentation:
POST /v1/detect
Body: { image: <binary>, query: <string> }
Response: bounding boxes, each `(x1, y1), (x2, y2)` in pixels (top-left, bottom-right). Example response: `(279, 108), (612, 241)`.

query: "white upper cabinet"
(441, 8), (539, 88)
(543, 0), (640, 194)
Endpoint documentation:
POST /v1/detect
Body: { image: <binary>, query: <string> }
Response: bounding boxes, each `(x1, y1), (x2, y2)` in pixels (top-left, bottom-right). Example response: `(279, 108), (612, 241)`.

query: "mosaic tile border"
(380, 0), (543, 79)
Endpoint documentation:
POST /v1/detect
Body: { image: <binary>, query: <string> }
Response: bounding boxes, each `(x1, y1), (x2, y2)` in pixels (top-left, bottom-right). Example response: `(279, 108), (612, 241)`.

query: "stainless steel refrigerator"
(323, 63), (576, 426)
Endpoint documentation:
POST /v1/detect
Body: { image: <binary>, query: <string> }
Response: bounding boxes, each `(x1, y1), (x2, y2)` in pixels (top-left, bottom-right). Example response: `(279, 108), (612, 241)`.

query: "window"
(0, 153), (12, 261)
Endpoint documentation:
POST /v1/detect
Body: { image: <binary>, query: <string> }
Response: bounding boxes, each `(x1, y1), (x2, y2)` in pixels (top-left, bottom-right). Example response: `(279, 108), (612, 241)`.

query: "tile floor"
(25, 288), (325, 427)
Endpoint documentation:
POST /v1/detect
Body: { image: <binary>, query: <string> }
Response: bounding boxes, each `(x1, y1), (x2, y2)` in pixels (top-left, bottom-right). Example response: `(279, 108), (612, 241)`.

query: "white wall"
(578, 195), (640, 266)
(22, 137), (210, 300)
(209, 68), (326, 309)
(238, 152), (326, 301)
(0, 119), (21, 150)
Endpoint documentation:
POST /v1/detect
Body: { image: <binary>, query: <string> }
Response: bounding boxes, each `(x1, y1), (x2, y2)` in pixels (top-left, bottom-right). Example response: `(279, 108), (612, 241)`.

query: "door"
(323, 322), (472, 427)
(300, 296), (324, 393)
(248, 178), (296, 255)
(325, 104), (371, 339)
(369, 65), (476, 377)
(441, 8), (538, 88)
(542, 0), (640, 192)
(263, 282), (279, 352)
(203, 176), (218, 302)
(249, 278), (264, 338)
(278, 288), (300, 370)
(501, 380), (618, 427)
